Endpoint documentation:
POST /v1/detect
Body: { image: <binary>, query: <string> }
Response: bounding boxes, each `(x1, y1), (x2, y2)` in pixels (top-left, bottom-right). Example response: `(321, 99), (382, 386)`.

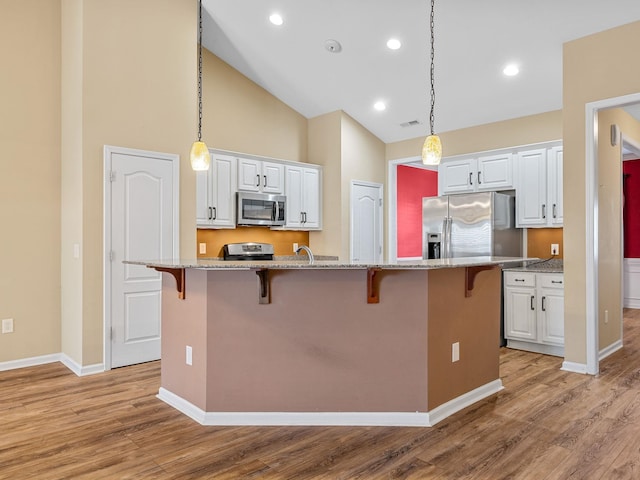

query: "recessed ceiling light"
(269, 13), (283, 26)
(386, 38), (402, 50)
(374, 101), (386, 111)
(503, 64), (520, 76)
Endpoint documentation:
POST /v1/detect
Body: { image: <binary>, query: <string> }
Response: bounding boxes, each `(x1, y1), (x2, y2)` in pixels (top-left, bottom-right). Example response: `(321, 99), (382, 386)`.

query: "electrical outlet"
(186, 345), (193, 365)
(605, 310), (609, 324)
(2, 318), (14, 334)
(452, 342), (460, 362)
(199, 243), (207, 255)
(293, 243), (298, 253)
(551, 244), (559, 256)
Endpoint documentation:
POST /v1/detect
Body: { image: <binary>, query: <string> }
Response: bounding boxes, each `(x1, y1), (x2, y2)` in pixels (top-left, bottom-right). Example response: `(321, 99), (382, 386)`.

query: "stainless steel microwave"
(236, 192), (286, 226)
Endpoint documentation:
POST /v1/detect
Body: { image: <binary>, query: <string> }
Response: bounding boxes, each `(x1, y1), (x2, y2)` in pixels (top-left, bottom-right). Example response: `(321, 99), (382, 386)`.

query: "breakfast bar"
(127, 257), (524, 427)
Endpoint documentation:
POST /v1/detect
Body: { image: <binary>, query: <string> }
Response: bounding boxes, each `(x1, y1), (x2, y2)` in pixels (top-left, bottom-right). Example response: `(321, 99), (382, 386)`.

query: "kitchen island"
(127, 257), (527, 427)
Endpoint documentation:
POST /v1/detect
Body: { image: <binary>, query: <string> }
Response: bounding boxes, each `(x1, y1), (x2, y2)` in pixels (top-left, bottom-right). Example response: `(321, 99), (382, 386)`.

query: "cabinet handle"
(300, 212), (304, 223)
(542, 204), (546, 219)
(303, 212), (307, 223)
(469, 172), (473, 185)
(542, 296), (546, 311)
(478, 171), (482, 184)
(515, 278), (525, 282)
(212, 207), (217, 220)
(264, 175), (267, 188)
(530, 296), (535, 311)
(208, 206), (213, 220)
(256, 174), (260, 187)
(553, 204), (557, 219)
(551, 280), (563, 284)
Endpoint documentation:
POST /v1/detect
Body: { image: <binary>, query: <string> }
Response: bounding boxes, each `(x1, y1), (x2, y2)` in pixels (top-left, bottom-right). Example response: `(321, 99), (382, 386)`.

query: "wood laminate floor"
(2, 310), (640, 479)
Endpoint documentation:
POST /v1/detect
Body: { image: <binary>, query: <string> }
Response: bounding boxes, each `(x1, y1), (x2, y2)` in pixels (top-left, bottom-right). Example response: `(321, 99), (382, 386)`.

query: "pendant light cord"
(429, 0), (436, 136)
(197, 0), (204, 142)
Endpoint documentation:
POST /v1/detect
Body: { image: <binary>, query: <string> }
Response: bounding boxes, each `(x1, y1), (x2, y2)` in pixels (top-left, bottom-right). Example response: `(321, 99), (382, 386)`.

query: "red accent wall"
(397, 165), (438, 258)
(624, 159), (640, 258)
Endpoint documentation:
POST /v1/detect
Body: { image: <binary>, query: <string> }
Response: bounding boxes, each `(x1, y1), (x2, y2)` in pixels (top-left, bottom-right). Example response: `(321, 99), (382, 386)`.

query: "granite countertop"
(125, 256), (537, 271)
(503, 259), (564, 273)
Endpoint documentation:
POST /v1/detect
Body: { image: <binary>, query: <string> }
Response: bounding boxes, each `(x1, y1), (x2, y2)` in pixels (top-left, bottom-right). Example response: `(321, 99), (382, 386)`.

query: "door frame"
(103, 145), (180, 371)
(387, 156), (437, 262)
(350, 180), (384, 263)
(585, 92), (640, 375)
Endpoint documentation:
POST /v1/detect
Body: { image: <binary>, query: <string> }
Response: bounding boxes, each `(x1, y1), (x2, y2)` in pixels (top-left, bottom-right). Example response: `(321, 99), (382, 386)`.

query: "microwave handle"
(273, 200), (279, 222)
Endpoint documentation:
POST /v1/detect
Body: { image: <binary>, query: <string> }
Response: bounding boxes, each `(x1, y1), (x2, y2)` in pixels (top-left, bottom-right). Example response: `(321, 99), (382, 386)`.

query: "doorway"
(103, 145), (179, 369)
(350, 181), (383, 262)
(586, 92), (640, 375)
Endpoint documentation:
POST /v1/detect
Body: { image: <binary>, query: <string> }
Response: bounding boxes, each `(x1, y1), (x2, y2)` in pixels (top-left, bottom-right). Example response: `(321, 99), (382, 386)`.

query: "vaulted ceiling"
(202, 0), (640, 144)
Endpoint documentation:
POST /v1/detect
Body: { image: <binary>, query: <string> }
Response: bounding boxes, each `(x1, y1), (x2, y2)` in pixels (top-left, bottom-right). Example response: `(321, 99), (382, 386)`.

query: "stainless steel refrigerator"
(422, 191), (522, 259)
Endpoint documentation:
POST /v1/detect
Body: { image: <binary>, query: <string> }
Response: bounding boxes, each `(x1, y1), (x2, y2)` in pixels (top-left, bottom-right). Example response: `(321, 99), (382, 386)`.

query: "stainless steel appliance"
(422, 191), (521, 259)
(223, 242), (274, 260)
(236, 192), (286, 226)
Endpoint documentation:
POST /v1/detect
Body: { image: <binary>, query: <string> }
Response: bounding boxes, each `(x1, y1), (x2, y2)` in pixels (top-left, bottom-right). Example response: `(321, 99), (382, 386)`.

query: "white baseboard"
(426, 379), (504, 426)
(561, 361), (588, 374)
(624, 299), (640, 309)
(506, 340), (564, 357)
(599, 340), (623, 361)
(0, 353), (61, 372)
(0, 352), (104, 377)
(60, 354), (104, 376)
(157, 379), (503, 427)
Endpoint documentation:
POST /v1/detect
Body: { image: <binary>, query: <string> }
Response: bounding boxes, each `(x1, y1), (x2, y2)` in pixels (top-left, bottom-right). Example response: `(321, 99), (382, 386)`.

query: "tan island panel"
(427, 267), (501, 410)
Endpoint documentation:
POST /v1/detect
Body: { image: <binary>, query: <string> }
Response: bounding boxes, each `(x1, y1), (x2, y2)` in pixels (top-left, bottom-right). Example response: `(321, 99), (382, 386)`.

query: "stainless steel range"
(222, 242), (274, 261)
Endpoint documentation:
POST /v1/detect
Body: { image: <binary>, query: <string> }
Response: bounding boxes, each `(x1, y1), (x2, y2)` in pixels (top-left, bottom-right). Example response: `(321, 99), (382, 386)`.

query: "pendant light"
(190, 0), (211, 171)
(422, 0), (442, 166)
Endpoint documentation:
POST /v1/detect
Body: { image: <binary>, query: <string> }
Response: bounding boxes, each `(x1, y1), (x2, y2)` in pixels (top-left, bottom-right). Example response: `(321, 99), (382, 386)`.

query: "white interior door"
(351, 181), (383, 262)
(105, 146), (179, 369)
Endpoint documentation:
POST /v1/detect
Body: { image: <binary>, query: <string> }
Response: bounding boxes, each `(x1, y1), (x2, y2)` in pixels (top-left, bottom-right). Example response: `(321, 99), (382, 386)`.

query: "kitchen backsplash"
(527, 228), (563, 259)
(197, 228), (309, 258)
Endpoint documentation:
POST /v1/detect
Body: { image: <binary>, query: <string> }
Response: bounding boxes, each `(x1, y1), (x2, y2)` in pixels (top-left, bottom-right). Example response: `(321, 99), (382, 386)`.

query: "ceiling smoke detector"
(325, 39), (342, 53)
(400, 120), (421, 128)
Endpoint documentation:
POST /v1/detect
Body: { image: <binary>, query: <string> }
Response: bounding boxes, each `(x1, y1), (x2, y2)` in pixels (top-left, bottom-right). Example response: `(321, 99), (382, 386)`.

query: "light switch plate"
(199, 243), (207, 255)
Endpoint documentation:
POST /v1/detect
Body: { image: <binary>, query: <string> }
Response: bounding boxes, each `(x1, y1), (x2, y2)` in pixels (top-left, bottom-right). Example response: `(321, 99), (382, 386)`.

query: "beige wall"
(340, 113), (386, 260)
(308, 111), (343, 257)
(202, 51), (308, 162)
(563, 20), (640, 366)
(59, 0), (196, 366)
(386, 110), (562, 161)
(306, 111), (385, 260)
(0, 0), (61, 362)
(597, 108), (640, 350)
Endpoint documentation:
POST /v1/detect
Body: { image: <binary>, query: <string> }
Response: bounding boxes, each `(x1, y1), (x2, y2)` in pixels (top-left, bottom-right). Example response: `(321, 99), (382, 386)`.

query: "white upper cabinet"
(285, 164), (322, 230)
(237, 157), (284, 194)
(439, 153), (513, 195)
(516, 145), (563, 227)
(196, 152), (237, 229)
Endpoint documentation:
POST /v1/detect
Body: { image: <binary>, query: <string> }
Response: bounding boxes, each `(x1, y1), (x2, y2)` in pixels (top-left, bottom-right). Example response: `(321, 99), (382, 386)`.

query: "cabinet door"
(516, 149), (547, 227)
(262, 161), (285, 194)
(440, 158), (475, 194)
(477, 153), (513, 191)
(210, 154), (237, 227)
(504, 286), (538, 341)
(549, 147), (563, 226)
(237, 158), (261, 192)
(195, 169), (213, 226)
(285, 165), (303, 228)
(302, 167), (321, 229)
(539, 287), (564, 345)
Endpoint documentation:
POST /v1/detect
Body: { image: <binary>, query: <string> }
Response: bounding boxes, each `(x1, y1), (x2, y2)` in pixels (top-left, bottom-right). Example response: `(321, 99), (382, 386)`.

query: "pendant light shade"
(190, 0), (210, 171)
(190, 141), (211, 171)
(422, 134), (442, 166)
(422, 0), (442, 166)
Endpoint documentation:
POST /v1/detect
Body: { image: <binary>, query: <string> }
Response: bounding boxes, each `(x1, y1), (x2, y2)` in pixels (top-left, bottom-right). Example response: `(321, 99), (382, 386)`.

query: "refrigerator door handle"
(446, 217), (453, 258)
(442, 217), (448, 258)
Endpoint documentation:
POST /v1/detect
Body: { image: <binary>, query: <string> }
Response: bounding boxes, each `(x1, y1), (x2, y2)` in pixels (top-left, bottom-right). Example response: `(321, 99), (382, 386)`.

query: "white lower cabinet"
(504, 271), (564, 356)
